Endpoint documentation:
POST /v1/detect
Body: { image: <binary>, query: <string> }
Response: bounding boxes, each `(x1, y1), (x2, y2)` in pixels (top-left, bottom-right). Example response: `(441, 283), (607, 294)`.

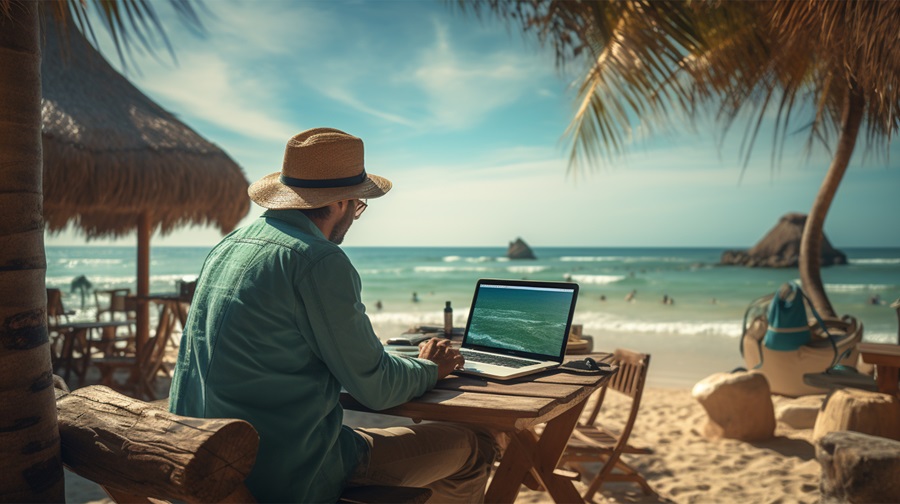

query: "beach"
(52, 245), (896, 502)
(63, 327), (825, 504)
(63, 386), (824, 503)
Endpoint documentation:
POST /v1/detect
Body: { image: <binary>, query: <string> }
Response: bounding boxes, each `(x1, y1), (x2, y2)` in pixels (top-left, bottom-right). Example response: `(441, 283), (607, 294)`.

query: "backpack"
(763, 282), (813, 351)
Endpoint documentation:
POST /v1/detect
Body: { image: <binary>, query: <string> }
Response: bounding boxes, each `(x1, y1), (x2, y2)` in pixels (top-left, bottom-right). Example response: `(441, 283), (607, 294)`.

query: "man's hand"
(418, 338), (464, 379)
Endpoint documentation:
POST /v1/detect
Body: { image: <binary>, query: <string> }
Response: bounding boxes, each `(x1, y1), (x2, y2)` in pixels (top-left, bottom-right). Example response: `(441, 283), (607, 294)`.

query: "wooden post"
(136, 213), (151, 360)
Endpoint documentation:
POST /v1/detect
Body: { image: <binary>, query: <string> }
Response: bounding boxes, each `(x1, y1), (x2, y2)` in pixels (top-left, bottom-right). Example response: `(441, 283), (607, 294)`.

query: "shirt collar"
(261, 209), (327, 240)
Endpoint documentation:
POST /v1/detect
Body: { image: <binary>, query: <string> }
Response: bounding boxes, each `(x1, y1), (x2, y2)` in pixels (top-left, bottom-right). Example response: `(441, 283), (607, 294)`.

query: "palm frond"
(37, 0), (205, 72)
(470, 0), (900, 173)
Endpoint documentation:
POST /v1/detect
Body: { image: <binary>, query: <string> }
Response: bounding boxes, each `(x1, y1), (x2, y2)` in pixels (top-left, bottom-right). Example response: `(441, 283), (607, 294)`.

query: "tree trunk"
(0, 3), (65, 502)
(798, 85), (865, 319)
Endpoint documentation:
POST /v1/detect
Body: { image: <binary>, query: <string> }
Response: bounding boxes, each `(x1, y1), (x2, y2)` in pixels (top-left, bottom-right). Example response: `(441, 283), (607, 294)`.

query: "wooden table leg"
(531, 401), (588, 504)
(485, 430), (533, 503)
(485, 398), (589, 504)
(73, 328), (92, 386)
(876, 365), (900, 397)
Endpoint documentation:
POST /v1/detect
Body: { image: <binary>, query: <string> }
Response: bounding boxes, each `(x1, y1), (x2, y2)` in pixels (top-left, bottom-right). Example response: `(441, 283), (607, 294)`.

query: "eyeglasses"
(354, 199), (368, 219)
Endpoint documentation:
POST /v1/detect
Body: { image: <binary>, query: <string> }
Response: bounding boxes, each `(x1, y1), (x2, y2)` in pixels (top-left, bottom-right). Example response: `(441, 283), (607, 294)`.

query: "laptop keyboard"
(460, 349), (540, 369)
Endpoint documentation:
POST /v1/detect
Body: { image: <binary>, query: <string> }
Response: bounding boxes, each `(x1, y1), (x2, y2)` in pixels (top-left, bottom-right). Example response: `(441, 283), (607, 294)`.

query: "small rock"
(776, 394), (825, 429)
(813, 388), (900, 442)
(692, 371), (776, 441)
(817, 431), (900, 503)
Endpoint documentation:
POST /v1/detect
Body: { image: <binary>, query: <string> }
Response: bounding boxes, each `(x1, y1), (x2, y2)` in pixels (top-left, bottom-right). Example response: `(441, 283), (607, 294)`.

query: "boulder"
(775, 394), (826, 429)
(812, 388), (900, 442)
(721, 213), (847, 268)
(817, 431), (900, 503)
(692, 371), (776, 441)
(507, 237), (536, 260)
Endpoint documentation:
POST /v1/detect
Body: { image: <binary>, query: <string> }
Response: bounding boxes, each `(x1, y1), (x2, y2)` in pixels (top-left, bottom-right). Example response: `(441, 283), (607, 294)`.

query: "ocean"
(46, 246), (900, 387)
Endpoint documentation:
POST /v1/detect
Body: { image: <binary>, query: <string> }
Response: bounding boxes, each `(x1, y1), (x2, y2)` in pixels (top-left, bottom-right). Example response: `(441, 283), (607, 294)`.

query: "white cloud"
(408, 20), (551, 129)
(132, 52), (296, 142)
(201, 1), (338, 56)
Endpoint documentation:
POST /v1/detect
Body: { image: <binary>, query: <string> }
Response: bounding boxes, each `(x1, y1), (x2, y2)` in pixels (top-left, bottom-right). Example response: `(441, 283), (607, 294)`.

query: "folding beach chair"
(561, 348), (653, 501)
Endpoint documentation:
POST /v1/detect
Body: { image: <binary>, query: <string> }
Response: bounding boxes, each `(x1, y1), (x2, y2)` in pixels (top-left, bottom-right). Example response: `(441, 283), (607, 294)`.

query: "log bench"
(54, 378), (431, 503)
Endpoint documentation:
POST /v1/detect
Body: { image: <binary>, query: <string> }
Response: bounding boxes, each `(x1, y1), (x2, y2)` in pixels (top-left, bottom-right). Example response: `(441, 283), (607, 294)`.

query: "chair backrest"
(178, 280), (197, 303)
(47, 288), (71, 326)
(96, 288), (136, 320)
(584, 348), (651, 431)
(138, 307), (178, 392)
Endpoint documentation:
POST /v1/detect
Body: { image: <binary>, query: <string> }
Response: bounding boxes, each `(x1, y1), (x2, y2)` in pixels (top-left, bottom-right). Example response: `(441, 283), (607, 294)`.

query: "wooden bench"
(55, 378), (431, 503)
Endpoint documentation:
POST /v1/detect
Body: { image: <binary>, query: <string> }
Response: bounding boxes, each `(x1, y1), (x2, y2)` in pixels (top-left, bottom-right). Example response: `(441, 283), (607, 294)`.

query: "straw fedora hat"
(248, 127), (392, 209)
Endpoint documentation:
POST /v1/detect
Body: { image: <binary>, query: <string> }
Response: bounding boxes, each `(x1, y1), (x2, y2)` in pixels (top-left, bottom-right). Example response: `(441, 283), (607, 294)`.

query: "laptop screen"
(462, 279), (579, 361)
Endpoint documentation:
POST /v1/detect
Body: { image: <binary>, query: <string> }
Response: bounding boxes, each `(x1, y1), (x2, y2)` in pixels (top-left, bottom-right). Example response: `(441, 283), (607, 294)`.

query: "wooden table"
(858, 342), (900, 397)
(139, 293), (190, 345)
(340, 352), (615, 503)
(141, 293), (189, 326)
(52, 320), (136, 386)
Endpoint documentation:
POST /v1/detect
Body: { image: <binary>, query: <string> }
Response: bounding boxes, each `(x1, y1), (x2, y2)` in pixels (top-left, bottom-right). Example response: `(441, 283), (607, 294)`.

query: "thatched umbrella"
(721, 213), (847, 268)
(41, 24), (250, 352)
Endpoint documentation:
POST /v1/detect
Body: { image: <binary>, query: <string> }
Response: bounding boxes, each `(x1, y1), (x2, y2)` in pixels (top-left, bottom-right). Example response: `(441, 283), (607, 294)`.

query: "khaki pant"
(348, 423), (497, 503)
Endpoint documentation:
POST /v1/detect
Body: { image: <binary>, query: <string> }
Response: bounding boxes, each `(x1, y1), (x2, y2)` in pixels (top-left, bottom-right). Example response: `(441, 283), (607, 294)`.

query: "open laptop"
(454, 278), (579, 381)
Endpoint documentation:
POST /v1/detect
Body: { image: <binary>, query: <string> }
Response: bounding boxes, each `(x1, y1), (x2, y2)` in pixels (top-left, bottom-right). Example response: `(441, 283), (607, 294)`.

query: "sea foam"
(569, 274), (626, 285)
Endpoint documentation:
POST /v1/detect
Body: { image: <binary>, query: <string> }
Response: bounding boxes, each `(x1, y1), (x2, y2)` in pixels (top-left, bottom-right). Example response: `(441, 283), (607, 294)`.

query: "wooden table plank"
(435, 375), (585, 403)
(341, 390), (563, 430)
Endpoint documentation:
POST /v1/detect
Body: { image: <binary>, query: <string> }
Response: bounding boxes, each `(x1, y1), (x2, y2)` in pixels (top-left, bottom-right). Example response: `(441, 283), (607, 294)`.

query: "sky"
(45, 0), (900, 249)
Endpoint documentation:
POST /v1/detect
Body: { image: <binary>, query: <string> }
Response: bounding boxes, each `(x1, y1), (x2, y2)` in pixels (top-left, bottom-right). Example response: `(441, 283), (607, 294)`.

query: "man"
(169, 128), (496, 503)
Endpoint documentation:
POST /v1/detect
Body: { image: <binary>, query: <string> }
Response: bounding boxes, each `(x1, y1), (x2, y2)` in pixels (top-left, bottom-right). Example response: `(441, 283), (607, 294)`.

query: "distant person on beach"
(600, 294), (607, 302)
(625, 289), (637, 302)
(412, 291), (420, 303)
(868, 294), (883, 305)
(169, 128), (496, 503)
(375, 299), (383, 311)
(662, 294), (674, 305)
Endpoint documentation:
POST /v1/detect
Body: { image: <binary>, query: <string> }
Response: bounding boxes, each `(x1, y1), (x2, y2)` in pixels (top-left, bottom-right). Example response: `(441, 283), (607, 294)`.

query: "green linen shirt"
(169, 209), (438, 503)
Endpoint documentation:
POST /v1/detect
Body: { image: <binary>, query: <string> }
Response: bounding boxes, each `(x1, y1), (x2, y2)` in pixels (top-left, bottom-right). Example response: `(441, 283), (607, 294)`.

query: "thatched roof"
(41, 25), (249, 239)
(721, 213), (847, 268)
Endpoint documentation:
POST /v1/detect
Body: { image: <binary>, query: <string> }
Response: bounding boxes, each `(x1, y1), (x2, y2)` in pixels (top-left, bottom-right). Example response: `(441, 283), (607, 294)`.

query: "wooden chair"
(47, 287), (76, 325)
(47, 288), (76, 368)
(56, 383), (431, 504)
(561, 348), (653, 500)
(95, 288), (137, 325)
(92, 304), (175, 400)
(92, 288), (138, 356)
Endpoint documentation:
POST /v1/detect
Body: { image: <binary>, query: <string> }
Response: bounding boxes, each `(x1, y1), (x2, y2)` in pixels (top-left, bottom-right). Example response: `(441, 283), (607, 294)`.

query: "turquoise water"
(46, 246), (900, 347)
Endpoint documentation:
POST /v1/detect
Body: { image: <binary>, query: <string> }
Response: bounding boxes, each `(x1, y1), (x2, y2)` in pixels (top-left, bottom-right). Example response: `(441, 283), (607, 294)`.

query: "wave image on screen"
(466, 285), (573, 356)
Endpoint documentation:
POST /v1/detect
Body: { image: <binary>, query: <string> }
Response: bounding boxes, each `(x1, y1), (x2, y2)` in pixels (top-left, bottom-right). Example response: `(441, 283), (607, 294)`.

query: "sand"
(63, 332), (825, 503)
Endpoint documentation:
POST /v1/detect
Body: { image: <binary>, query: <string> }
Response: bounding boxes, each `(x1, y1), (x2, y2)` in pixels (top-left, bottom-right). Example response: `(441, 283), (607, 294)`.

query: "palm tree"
(464, 0), (899, 319)
(70, 275), (92, 310)
(0, 2), (200, 500)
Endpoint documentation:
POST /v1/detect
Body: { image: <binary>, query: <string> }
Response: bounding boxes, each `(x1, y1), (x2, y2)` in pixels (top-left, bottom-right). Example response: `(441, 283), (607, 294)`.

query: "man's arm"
(301, 251), (439, 410)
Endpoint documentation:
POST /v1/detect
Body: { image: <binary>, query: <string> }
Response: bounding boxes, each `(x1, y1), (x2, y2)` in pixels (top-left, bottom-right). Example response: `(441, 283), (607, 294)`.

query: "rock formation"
(721, 213), (847, 268)
(507, 237), (536, 260)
